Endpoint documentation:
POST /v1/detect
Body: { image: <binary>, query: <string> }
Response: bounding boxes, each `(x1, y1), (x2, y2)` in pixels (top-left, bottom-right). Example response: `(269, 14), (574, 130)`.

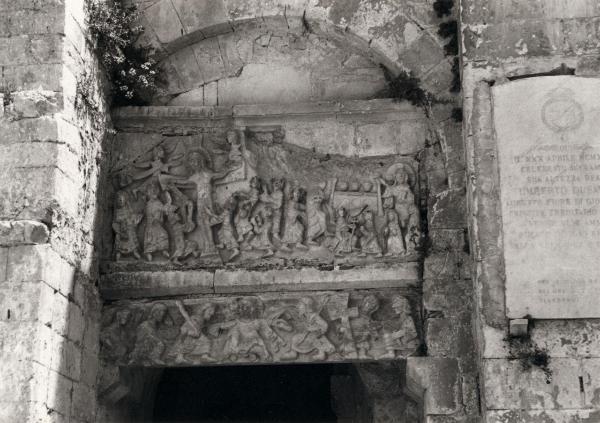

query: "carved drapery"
(109, 126), (422, 270)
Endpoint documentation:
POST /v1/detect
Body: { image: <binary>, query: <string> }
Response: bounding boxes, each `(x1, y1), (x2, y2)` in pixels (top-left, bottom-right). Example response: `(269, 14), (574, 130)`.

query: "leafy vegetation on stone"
(86, 0), (161, 106)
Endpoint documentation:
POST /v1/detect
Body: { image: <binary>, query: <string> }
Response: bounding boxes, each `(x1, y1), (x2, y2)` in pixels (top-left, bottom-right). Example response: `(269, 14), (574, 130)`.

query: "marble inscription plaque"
(494, 76), (600, 318)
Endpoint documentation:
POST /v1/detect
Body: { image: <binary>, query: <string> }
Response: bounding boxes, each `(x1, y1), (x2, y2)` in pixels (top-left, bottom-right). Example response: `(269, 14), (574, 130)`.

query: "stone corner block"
(406, 357), (461, 415)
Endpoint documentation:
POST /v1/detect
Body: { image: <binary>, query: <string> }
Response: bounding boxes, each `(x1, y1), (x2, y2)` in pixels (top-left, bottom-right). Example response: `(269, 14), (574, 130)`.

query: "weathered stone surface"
(429, 188), (468, 229)
(406, 357), (461, 415)
(6, 241), (75, 297)
(0, 220), (49, 246)
(484, 358), (600, 410)
(100, 271), (214, 300)
(214, 264), (420, 293)
(494, 76), (600, 319)
(487, 409), (600, 423)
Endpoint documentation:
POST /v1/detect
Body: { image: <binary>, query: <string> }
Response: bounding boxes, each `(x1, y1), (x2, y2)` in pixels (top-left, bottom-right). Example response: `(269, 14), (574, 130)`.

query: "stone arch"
(133, 0), (455, 103)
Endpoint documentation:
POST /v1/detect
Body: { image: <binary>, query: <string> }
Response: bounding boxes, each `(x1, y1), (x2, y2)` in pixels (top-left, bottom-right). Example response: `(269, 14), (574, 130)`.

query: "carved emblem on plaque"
(541, 88), (584, 133)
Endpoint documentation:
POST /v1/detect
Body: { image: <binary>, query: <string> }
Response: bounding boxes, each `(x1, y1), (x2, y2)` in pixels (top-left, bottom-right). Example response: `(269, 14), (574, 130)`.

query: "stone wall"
(0, 0), (110, 422)
(461, 0), (600, 422)
(129, 0), (457, 104)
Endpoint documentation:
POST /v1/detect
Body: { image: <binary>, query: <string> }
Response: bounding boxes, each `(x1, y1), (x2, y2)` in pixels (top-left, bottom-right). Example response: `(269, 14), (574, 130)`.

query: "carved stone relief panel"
(108, 125), (423, 271)
(100, 290), (421, 366)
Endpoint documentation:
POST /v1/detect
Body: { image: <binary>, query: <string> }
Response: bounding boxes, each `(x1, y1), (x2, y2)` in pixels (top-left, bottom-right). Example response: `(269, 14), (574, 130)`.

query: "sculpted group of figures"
(112, 129), (421, 265)
(101, 292), (420, 366)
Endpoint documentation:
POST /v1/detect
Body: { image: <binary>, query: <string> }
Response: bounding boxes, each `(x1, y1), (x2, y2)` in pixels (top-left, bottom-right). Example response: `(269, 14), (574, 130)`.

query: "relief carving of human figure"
(381, 296), (419, 359)
(306, 190), (329, 246)
(358, 210), (383, 257)
(132, 145), (182, 182)
(112, 191), (142, 261)
(377, 164), (421, 253)
(172, 302), (216, 364)
(250, 207), (275, 257)
(259, 178), (285, 241)
(290, 297), (335, 361)
(142, 185), (170, 262)
(383, 209), (406, 256)
(101, 309), (132, 361)
(333, 207), (353, 256)
(234, 200), (254, 249)
(349, 294), (381, 359)
(159, 150), (241, 257)
(280, 187), (308, 252)
(211, 298), (272, 362)
(208, 198), (240, 261)
(129, 303), (170, 365)
(164, 192), (199, 265)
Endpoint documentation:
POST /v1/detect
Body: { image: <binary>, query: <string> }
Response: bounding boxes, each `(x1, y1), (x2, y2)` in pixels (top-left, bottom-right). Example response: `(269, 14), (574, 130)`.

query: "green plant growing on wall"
(86, 0), (161, 106)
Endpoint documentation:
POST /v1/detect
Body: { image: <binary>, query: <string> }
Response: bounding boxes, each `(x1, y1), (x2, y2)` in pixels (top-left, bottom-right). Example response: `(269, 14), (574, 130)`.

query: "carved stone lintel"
(110, 128), (422, 269)
(100, 290), (420, 367)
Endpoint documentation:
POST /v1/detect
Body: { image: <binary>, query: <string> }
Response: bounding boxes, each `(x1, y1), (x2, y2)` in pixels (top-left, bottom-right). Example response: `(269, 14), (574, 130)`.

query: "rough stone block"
(79, 349), (99, 388)
(424, 253), (460, 280)
(406, 357), (461, 415)
(0, 34), (63, 66)
(0, 247), (6, 282)
(426, 317), (474, 359)
(6, 245), (75, 296)
(46, 368), (74, 417)
(4, 89), (61, 120)
(423, 278), (473, 317)
(429, 188), (468, 229)
(483, 358), (600, 410)
(355, 120), (426, 156)
(429, 229), (467, 253)
(0, 281), (55, 323)
(0, 166), (79, 221)
(0, 63), (63, 91)
(218, 64), (312, 106)
(171, 0), (228, 37)
(528, 320), (600, 359)
(0, 6), (65, 36)
(67, 303), (85, 345)
(71, 383), (97, 422)
(51, 335), (82, 381)
(143, 0), (185, 44)
(191, 37), (226, 84)
(0, 220), (49, 246)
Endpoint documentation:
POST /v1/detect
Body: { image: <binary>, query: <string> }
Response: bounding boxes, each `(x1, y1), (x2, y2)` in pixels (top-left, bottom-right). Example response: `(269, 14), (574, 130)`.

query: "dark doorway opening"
(153, 364), (343, 422)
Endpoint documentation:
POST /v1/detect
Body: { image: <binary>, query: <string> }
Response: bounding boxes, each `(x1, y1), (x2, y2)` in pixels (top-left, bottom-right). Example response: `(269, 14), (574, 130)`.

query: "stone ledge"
(100, 270), (214, 300)
(100, 263), (420, 300)
(112, 99), (424, 126)
(214, 263), (420, 294)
